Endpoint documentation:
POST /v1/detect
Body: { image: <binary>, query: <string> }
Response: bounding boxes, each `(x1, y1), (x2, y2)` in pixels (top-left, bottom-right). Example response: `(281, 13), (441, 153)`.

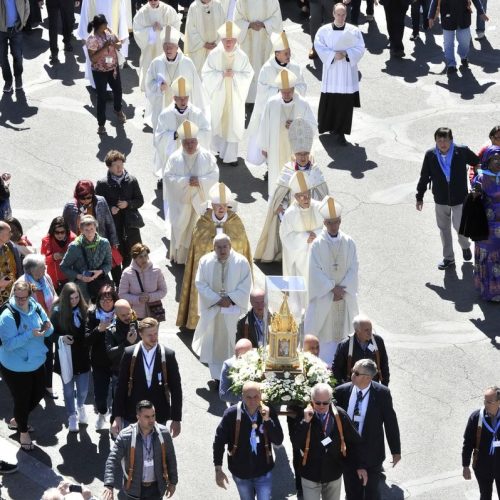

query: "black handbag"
(459, 193), (489, 242)
(134, 270), (166, 322)
(80, 245), (111, 300)
(124, 208), (145, 229)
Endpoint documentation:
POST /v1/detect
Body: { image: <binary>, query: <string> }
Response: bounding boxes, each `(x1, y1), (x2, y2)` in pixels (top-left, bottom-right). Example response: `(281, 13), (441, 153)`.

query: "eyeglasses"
(313, 401), (330, 406)
(14, 295), (29, 301)
(352, 371), (369, 377)
(54, 229), (66, 235)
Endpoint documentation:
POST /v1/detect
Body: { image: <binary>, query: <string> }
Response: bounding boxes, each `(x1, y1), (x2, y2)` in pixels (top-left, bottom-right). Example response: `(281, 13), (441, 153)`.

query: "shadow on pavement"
(195, 387), (226, 417)
(435, 68), (496, 100)
(364, 20), (388, 56)
(219, 160), (268, 204)
(0, 91), (38, 130)
(469, 37), (500, 74)
(23, 28), (50, 60)
(43, 53), (84, 87)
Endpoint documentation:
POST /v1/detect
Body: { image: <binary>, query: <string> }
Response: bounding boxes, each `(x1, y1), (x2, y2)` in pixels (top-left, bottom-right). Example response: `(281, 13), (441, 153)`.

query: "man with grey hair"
(462, 385), (500, 498)
(235, 288), (267, 348)
(192, 233), (252, 387)
(292, 382), (366, 499)
(332, 315), (390, 387)
(335, 359), (401, 500)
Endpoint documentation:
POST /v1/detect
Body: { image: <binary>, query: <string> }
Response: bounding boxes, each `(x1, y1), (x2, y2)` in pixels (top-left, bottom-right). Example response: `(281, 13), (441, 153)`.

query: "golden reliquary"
(266, 294), (300, 370)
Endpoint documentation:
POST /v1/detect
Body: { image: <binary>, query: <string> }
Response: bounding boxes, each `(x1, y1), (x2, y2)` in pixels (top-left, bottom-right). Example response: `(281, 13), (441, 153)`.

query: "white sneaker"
(68, 415), (79, 432)
(95, 413), (108, 431)
(78, 406), (88, 425)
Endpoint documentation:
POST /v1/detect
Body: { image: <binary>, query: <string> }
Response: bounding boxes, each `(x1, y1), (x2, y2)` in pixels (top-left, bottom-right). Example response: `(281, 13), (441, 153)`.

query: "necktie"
(353, 390), (363, 431)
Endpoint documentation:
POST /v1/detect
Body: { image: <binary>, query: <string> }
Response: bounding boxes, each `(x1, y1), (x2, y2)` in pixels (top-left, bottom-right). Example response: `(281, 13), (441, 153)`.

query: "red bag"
(112, 247), (123, 268)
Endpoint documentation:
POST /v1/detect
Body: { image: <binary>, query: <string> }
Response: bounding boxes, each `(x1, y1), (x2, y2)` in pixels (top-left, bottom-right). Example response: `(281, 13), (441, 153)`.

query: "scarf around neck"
(25, 273), (54, 311)
(435, 142), (455, 182)
(78, 233), (101, 251)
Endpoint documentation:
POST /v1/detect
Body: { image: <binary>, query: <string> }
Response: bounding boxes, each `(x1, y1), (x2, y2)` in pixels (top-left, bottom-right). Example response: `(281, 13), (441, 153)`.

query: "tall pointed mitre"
(319, 196), (342, 220)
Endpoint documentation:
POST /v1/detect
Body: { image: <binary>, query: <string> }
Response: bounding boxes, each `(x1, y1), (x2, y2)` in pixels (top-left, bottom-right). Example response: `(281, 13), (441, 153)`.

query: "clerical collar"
(282, 98), (294, 105)
(328, 232), (338, 239)
(175, 104), (188, 114)
(275, 57), (287, 67)
(294, 162), (311, 171)
(333, 23), (345, 31)
(212, 211), (228, 224)
(166, 53), (179, 63)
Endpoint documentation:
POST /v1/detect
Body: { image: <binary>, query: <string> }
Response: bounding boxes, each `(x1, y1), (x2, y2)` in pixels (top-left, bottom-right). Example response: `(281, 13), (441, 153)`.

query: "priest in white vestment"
(201, 21), (253, 166)
(279, 171), (323, 281)
(257, 68), (317, 196)
(133, 0), (181, 91)
(220, 0), (236, 20)
(255, 118), (328, 263)
(163, 120), (219, 265)
(78, 0), (129, 87)
(192, 234), (252, 381)
(304, 196), (359, 365)
(246, 31), (307, 166)
(314, 3), (365, 145)
(145, 26), (208, 130)
(184, 0), (226, 75)
(233, 0), (282, 103)
(154, 76), (211, 177)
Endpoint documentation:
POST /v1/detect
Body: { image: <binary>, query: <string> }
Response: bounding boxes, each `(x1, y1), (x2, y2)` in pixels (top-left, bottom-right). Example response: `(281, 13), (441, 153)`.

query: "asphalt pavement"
(0, 0), (499, 499)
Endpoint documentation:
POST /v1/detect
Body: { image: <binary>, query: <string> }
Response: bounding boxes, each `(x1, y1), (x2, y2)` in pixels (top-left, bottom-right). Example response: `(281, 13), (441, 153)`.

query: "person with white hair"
(305, 196), (358, 366)
(292, 382), (366, 499)
(246, 31), (306, 166)
(162, 120), (219, 265)
(256, 68), (317, 194)
(255, 118), (328, 263)
(332, 315), (390, 387)
(279, 171), (323, 281)
(145, 26), (208, 129)
(201, 20), (254, 166)
(192, 234), (252, 384)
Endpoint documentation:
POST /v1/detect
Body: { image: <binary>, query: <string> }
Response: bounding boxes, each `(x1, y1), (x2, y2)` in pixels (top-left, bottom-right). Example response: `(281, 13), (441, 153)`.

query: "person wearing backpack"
(0, 281), (53, 451)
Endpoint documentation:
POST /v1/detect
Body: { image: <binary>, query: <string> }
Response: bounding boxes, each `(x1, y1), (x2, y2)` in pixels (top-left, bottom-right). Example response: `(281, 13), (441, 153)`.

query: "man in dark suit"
(112, 318), (182, 440)
(335, 359), (401, 500)
(235, 288), (266, 348)
(416, 127), (480, 270)
(379, 0), (411, 58)
(332, 315), (390, 386)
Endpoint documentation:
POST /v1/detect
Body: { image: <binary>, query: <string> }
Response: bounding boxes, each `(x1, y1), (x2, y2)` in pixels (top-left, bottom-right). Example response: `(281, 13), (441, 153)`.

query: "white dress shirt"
(141, 345), (158, 388)
(347, 384), (370, 435)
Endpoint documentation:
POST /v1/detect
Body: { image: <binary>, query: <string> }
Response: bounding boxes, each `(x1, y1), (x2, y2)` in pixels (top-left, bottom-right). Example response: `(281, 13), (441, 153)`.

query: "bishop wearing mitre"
(192, 233), (252, 383)
(305, 196), (359, 365)
(257, 68), (316, 196)
(233, 0), (283, 102)
(176, 182), (252, 330)
(279, 171), (323, 281)
(163, 120), (219, 265)
(145, 26), (208, 130)
(154, 76), (211, 178)
(184, 0), (226, 74)
(133, 0), (181, 91)
(246, 31), (307, 166)
(202, 21), (254, 166)
(255, 118), (328, 264)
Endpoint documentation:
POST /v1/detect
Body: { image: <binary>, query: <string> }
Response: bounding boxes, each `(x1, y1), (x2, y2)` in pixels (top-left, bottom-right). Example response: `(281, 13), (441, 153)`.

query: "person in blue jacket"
(0, 280), (54, 451)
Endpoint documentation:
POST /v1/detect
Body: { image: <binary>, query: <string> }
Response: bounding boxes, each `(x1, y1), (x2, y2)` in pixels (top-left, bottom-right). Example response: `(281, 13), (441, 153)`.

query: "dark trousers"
(0, 30), (23, 83)
(46, 0), (74, 55)
(0, 363), (45, 433)
(383, 1), (408, 52)
(310, 0), (335, 43)
(410, 0), (429, 35)
(126, 481), (162, 499)
(111, 226), (142, 286)
(44, 335), (54, 389)
(349, 0), (375, 25)
(475, 466), (500, 500)
(286, 415), (302, 491)
(344, 465), (382, 500)
(92, 365), (113, 415)
(92, 69), (123, 126)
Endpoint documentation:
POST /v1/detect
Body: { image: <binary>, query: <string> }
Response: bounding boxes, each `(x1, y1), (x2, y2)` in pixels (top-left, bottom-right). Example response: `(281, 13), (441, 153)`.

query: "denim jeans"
(62, 371), (90, 417)
(232, 471), (272, 500)
(443, 27), (471, 67)
(0, 29), (23, 83)
(476, 0), (487, 33)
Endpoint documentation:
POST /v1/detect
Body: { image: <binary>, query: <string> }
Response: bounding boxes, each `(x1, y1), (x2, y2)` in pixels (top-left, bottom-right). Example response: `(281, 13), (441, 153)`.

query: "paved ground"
(0, 0), (499, 499)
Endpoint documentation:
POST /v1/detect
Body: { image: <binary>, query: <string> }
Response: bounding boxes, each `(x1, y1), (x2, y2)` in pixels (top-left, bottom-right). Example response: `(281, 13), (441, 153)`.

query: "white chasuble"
(133, 3), (181, 91)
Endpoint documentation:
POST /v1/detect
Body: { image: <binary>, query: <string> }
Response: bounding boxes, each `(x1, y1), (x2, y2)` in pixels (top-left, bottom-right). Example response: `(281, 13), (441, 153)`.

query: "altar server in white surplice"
(279, 171), (323, 281)
(305, 196), (359, 365)
(254, 119), (328, 264)
(163, 120), (219, 265)
(154, 76), (211, 177)
(314, 3), (365, 144)
(233, 0), (282, 103)
(257, 69), (316, 196)
(78, 0), (129, 87)
(201, 21), (253, 166)
(184, 0), (226, 75)
(246, 31), (307, 166)
(133, 1), (181, 91)
(192, 234), (252, 382)
(145, 26), (208, 129)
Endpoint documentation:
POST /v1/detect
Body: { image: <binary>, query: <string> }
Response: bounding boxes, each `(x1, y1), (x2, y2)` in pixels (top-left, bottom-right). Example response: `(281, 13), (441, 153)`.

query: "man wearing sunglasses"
(334, 359), (401, 500)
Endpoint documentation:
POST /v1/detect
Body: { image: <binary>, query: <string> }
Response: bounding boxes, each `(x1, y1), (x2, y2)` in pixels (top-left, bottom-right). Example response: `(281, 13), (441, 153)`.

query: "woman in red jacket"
(41, 217), (76, 294)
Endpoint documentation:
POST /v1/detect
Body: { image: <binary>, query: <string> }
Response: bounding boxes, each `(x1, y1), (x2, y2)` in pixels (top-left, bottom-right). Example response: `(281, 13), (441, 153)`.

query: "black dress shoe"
(462, 248), (472, 261)
(64, 43), (73, 52)
(157, 178), (163, 190)
(438, 259), (455, 270)
(0, 461), (18, 474)
(338, 134), (348, 146)
(460, 58), (469, 68)
(447, 66), (458, 75)
(50, 53), (59, 64)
